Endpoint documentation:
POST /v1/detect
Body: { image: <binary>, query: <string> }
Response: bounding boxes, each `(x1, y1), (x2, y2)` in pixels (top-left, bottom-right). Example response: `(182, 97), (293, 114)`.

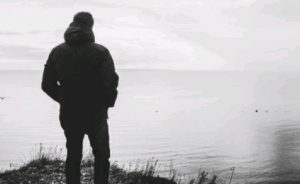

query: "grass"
(0, 145), (230, 184)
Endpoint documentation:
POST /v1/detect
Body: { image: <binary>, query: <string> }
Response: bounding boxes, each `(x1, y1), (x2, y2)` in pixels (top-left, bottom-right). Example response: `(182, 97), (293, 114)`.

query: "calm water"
(0, 70), (300, 183)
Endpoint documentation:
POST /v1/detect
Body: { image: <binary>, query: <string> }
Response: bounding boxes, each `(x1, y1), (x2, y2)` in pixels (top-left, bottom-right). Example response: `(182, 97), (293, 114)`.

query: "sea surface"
(0, 70), (300, 183)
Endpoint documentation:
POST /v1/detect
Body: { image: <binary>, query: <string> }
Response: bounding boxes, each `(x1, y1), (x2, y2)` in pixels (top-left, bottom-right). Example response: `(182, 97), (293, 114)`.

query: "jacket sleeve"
(101, 49), (119, 107)
(41, 49), (60, 103)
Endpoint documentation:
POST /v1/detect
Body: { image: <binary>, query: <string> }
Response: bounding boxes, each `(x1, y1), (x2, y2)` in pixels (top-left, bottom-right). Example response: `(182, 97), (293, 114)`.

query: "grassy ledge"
(0, 146), (228, 184)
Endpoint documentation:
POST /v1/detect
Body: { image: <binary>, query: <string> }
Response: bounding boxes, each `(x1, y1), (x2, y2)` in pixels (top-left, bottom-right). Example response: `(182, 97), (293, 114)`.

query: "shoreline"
(0, 158), (221, 184)
(0, 146), (222, 184)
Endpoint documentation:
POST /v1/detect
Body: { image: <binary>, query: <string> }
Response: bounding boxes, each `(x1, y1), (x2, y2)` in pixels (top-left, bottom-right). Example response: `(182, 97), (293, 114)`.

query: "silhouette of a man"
(42, 12), (118, 184)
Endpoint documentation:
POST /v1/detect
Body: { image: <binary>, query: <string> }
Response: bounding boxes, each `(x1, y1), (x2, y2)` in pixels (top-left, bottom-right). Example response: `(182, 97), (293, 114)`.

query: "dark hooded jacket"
(42, 22), (119, 114)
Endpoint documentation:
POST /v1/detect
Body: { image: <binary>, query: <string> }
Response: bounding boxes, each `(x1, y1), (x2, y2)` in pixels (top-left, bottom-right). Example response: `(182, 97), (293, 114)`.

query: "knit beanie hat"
(73, 12), (94, 28)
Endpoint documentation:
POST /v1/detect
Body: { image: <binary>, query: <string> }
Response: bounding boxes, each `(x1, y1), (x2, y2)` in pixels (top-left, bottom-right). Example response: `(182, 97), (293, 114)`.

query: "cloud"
(0, 31), (20, 36)
(245, 48), (300, 71)
(2, 0), (118, 9)
(26, 30), (49, 34)
(0, 44), (47, 61)
(0, 0), (299, 71)
(262, 0), (300, 21)
(164, 0), (300, 70)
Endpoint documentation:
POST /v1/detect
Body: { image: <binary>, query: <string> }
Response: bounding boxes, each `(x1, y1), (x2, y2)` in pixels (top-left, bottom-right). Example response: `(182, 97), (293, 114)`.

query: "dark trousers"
(60, 109), (110, 184)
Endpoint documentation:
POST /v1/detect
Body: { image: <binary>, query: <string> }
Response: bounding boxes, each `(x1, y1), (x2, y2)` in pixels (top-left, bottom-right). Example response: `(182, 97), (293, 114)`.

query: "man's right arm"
(41, 49), (60, 103)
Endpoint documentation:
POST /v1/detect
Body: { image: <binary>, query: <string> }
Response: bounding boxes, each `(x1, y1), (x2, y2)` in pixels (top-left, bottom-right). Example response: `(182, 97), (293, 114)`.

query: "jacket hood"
(64, 22), (95, 46)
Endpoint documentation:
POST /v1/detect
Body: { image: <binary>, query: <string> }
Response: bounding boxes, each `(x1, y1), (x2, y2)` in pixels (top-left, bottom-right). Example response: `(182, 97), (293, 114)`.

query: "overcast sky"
(0, 0), (299, 70)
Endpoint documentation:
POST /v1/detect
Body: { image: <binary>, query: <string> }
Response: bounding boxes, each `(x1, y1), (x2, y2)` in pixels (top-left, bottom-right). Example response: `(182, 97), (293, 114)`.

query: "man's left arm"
(101, 49), (119, 107)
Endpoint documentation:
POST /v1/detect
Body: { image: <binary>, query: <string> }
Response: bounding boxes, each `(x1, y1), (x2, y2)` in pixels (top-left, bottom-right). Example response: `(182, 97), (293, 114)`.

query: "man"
(42, 12), (119, 184)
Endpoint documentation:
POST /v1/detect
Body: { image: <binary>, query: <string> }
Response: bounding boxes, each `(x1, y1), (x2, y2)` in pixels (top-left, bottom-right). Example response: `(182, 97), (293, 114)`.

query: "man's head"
(73, 12), (94, 28)
(64, 12), (95, 45)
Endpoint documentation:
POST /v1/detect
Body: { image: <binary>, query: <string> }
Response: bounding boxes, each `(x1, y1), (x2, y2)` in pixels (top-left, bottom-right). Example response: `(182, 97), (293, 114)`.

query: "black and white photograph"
(0, 0), (299, 183)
